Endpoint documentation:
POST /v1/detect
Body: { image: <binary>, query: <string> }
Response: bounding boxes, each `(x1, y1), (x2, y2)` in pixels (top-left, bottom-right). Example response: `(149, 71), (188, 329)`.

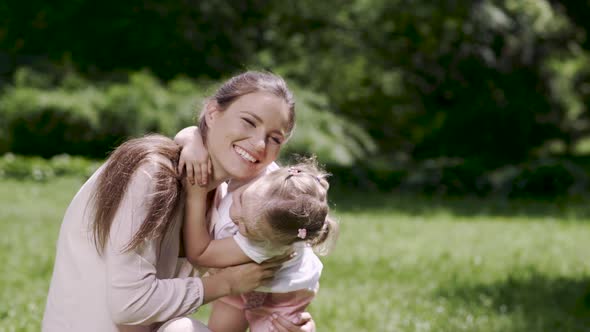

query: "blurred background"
(2, 1), (590, 331)
(2, 0), (590, 198)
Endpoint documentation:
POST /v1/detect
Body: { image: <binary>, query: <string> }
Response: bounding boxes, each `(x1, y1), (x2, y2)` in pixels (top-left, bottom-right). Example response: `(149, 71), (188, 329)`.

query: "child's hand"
(178, 140), (212, 186)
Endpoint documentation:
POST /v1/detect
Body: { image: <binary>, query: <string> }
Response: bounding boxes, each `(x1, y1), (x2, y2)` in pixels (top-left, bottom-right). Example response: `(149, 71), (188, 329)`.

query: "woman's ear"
(204, 100), (220, 126)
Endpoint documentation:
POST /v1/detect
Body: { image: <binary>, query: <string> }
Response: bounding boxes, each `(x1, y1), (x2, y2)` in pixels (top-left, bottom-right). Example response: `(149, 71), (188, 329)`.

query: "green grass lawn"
(1, 177), (590, 331)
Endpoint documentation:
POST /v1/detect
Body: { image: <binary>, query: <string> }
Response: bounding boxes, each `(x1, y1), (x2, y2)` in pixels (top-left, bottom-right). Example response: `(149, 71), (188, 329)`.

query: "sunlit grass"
(1, 178), (589, 331)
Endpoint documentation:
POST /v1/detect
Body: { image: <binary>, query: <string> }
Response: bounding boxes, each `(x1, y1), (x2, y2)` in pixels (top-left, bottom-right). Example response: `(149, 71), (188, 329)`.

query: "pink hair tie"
(286, 167), (301, 181)
(286, 167), (322, 185)
(297, 228), (307, 239)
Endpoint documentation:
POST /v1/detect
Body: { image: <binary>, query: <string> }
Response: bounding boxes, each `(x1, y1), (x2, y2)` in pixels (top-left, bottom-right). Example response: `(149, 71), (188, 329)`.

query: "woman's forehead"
(228, 92), (290, 131)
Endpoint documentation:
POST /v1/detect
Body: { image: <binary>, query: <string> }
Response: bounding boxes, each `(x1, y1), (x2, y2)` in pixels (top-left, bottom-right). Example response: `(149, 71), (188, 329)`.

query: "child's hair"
(253, 158), (338, 256)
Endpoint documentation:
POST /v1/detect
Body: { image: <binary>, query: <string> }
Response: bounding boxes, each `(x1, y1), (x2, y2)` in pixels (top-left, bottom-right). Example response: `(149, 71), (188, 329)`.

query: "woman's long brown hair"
(91, 134), (183, 254)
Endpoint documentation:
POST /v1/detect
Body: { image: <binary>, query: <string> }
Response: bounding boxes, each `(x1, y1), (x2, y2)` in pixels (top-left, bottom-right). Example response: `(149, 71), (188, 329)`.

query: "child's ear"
(205, 100), (221, 126)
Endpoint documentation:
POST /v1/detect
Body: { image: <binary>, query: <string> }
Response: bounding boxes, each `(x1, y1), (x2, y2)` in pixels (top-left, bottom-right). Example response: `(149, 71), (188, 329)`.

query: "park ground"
(1, 177), (590, 331)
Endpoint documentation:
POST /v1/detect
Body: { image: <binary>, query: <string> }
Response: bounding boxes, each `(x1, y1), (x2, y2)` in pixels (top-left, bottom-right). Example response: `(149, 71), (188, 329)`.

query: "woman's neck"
(205, 158), (230, 192)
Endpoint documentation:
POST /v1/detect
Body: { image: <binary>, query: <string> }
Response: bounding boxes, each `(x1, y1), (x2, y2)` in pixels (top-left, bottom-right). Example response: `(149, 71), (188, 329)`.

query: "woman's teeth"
(234, 146), (257, 163)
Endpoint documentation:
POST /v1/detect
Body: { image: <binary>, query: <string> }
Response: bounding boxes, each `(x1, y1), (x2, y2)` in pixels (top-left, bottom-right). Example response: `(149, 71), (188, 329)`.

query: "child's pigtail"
(310, 214), (339, 256)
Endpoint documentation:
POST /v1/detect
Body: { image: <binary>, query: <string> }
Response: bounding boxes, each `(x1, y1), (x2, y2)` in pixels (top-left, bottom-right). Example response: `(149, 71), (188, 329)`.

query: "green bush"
(325, 157), (590, 198)
(282, 88), (377, 166)
(326, 162), (407, 192)
(0, 68), (376, 166)
(0, 153), (100, 181)
(0, 69), (204, 158)
(507, 159), (589, 198)
(395, 158), (490, 196)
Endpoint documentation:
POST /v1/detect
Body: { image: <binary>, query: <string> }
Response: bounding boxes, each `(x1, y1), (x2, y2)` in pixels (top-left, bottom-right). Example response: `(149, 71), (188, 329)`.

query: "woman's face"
(206, 91), (290, 181)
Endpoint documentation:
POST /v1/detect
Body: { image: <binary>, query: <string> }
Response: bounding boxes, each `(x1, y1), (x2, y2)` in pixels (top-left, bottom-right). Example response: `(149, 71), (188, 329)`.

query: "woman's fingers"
(270, 323), (289, 332)
(270, 313), (315, 332)
(233, 262), (281, 292)
(262, 265), (282, 278)
(294, 312), (312, 325)
(270, 314), (296, 332)
(262, 252), (295, 267)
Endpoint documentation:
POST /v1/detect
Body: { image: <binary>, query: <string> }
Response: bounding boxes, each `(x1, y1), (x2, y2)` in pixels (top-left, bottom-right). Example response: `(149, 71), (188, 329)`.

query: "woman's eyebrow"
(242, 111), (263, 123)
(242, 111), (287, 137)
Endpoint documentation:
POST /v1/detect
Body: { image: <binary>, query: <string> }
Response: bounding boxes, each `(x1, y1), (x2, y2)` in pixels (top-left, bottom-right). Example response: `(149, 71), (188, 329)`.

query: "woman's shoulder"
(138, 153), (176, 176)
(123, 153), (178, 196)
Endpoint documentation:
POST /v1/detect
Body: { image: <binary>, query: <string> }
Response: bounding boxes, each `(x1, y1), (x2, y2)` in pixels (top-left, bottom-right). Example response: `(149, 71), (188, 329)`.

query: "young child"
(181, 151), (338, 331)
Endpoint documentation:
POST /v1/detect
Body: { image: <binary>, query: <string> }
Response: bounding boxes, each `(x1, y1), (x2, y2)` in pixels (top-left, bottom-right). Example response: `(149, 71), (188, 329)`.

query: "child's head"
(229, 159), (338, 255)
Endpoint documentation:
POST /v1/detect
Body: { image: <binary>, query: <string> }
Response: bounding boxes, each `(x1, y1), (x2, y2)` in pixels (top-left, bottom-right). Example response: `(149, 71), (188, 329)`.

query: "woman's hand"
(219, 254), (292, 295)
(270, 312), (316, 332)
(178, 140), (211, 186)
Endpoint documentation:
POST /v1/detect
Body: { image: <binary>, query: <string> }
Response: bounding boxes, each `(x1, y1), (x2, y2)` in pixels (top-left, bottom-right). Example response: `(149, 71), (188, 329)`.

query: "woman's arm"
(104, 162), (285, 325)
(105, 162), (208, 325)
(189, 237), (251, 268)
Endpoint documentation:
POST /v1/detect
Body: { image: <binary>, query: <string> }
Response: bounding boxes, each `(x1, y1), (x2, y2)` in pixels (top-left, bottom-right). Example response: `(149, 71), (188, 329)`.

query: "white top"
(43, 159), (205, 332)
(209, 164), (322, 293)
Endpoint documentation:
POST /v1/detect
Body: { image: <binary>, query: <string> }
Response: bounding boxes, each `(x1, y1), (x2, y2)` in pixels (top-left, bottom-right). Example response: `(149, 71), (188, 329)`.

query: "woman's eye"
(271, 137), (282, 144)
(242, 118), (256, 127)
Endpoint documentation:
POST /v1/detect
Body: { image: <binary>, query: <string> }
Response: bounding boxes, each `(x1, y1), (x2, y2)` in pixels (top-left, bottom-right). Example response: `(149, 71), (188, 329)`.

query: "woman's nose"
(252, 135), (266, 154)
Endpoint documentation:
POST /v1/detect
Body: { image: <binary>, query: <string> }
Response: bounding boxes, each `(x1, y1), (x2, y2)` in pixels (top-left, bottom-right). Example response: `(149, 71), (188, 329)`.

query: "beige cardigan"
(43, 159), (204, 332)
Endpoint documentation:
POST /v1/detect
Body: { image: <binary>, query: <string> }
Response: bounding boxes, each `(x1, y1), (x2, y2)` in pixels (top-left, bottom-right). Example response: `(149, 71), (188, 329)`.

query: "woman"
(42, 72), (316, 331)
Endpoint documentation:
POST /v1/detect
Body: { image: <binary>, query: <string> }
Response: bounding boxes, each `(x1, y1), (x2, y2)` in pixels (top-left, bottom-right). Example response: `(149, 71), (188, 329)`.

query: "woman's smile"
(233, 145), (260, 163)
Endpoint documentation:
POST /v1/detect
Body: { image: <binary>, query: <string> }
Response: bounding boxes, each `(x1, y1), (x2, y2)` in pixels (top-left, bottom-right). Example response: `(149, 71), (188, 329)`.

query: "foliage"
(505, 158), (589, 198)
(260, 0), (590, 168)
(282, 87), (377, 166)
(3, 0), (590, 193)
(0, 0), (271, 80)
(4, 151), (587, 199)
(327, 157), (590, 199)
(0, 153), (100, 181)
(0, 69), (202, 158)
(0, 68), (376, 164)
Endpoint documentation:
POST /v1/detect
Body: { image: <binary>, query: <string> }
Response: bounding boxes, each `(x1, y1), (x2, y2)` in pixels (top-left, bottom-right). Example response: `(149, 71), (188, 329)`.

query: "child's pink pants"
(219, 287), (316, 332)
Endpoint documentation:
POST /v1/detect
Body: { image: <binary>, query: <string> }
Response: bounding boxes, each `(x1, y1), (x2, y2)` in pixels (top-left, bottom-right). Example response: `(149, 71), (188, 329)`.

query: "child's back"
(209, 185), (322, 330)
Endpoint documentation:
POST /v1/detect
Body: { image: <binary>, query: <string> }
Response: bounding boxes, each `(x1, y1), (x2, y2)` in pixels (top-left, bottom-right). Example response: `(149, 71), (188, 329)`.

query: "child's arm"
(174, 126), (199, 146)
(175, 126), (211, 186)
(191, 237), (252, 268)
(208, 300), (248, 332)
(183, 184), (251, 268)
(183, 182), (211, 265)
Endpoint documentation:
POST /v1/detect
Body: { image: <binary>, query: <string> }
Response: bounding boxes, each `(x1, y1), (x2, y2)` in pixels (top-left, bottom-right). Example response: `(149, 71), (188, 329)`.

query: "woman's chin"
(227, 161), (262, 180)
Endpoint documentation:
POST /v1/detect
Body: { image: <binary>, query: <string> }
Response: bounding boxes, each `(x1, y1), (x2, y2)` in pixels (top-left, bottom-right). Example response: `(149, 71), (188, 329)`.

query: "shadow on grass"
(329, 189), (590, 220)
(436, 274), (590, 332)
